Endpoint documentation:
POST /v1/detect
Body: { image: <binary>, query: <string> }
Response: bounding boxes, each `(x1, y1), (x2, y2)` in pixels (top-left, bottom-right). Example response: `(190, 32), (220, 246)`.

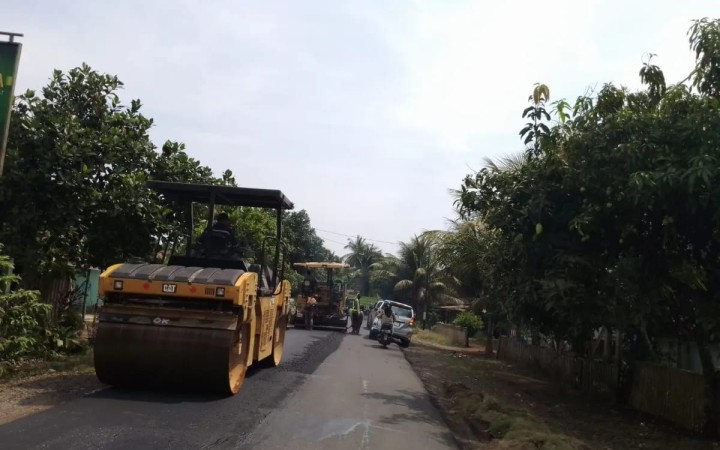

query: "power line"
(319, 236), (347, 247)
(314, 228), (399, 246)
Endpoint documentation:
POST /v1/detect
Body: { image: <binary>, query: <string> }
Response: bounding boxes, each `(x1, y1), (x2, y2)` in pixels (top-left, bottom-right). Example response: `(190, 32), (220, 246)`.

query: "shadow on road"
(86, 387), (229, 404)
(361, 389), (456, 446)
(83, 364), (267, 404)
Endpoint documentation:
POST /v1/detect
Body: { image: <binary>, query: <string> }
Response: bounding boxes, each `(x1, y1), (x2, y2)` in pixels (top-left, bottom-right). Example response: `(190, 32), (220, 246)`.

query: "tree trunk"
(465, 328), (470, 348)
(615, 328), (634, 405)
(695, 323), (719, 437)
(485, 315), (494, 355)
(357, 271), (367, 297)
(19, 257), (41, 290)
(603, 326), (611, 361)
(531, 329), (540, 346)
(639, 320), (655, 360)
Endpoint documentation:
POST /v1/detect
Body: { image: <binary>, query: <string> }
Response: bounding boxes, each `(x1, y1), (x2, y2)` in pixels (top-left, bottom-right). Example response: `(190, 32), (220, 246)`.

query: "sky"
(4, 0), (716, 256)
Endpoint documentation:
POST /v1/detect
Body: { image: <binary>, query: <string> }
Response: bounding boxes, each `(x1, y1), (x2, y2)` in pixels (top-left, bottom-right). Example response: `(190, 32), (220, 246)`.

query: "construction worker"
(305, 294), (318, 329)
(350, 300), (362, 334)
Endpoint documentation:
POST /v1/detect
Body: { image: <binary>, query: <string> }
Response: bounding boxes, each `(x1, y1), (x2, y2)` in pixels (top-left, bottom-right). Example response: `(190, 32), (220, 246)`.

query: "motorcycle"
(377, 322), (394, 348)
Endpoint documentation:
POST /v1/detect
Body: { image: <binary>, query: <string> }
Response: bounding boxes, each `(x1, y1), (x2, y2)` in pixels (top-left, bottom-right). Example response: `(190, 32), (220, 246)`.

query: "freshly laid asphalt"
(0, 327), (457, 450)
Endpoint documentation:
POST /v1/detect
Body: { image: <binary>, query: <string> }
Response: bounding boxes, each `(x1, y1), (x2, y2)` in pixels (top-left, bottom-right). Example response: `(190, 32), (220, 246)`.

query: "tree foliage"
(0, 245), (85, 374)
(0, 63), (335, 360)
(454, 311), (483, 348)
(452, 17), (720, 433)
(383, 233), (460, 326)
(283, 210), (336, 264)
(343, 236), (383, 296)
(0, 63), (334, 288)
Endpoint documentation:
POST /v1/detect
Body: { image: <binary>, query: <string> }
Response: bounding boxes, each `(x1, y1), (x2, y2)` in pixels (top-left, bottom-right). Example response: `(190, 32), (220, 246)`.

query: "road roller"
(93, 180), (293, 395)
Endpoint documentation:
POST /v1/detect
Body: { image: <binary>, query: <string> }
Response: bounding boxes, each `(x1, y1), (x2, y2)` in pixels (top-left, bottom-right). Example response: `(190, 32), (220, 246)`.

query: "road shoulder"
(403, 341), (719, 450)
(0, 351), (103, 425)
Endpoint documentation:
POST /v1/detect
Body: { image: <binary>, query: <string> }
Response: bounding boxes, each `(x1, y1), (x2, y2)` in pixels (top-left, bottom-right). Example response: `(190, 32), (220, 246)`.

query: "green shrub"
(454, 311), (484, 347)
(0, 245), (85, 375)
(0, 249), (51, 364)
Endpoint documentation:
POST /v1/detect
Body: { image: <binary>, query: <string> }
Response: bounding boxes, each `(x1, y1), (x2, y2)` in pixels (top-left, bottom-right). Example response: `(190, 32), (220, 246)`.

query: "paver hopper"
(93, 181), (294, 395)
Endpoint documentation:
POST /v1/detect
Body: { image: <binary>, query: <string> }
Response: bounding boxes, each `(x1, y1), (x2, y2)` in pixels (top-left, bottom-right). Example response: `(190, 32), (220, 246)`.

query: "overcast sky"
(5, 0), (715, 256)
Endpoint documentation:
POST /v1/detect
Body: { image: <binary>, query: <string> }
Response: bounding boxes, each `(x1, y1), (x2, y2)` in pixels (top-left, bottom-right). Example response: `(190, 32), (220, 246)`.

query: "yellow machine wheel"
(260, 312), (286, 368)
(227, 320), (252, 394)
(94, 317), (252, 396)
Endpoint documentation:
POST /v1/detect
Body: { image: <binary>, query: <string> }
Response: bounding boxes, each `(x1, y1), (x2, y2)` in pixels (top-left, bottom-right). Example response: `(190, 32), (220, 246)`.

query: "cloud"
(384, 0), (603, 153)
(5, 0), (718, 258)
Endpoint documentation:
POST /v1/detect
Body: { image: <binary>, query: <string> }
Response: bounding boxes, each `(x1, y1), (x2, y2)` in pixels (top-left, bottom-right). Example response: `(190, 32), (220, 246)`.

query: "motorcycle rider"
(378, 302), (397, 328)
(376, 303), (397, 345)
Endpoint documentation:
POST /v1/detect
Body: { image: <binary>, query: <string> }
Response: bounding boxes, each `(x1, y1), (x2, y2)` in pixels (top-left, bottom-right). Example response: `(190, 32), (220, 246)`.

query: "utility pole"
(0, 31), (23, 177)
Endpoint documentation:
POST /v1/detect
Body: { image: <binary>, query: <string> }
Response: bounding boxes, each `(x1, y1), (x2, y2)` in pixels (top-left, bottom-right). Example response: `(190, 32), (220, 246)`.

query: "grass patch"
(357, 296), (376, 308)
(414, 329), (454, 347)
(404, 345), (714, 450)
(0, 348), (94, 382)
(445, 381), (574, 446)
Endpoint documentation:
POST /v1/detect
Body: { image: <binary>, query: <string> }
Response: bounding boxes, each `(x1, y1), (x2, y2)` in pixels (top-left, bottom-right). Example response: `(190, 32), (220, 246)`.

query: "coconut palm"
(436, 219), (487, 300)
(392, 232), (461, 326)
(343, 235), (383, 296)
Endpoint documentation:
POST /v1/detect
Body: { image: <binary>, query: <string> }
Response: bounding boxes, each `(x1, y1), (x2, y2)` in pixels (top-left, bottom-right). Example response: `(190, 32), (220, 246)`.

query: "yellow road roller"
(93, 180), (293, 395)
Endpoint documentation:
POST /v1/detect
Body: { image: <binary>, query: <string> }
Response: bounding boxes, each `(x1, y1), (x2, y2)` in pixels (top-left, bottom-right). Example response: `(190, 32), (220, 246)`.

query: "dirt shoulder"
(0, 350), (105, 425)
(404, 341), (720, 450)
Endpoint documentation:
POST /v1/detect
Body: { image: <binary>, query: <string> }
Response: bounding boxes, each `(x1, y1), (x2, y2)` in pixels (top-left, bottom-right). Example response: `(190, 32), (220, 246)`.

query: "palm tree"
(451, 151), (529, 219)
(367, 253), (401, 298)
(392, 232), (460, 327)
(343, 235), (382, 296)
(436, 219), (487, 299)
(437, 219), (502, 353)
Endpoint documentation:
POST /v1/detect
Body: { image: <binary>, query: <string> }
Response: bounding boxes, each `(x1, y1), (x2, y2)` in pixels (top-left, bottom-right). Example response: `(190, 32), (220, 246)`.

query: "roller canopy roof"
(147, 180), (294, 209)
(293, 262), (350, 269)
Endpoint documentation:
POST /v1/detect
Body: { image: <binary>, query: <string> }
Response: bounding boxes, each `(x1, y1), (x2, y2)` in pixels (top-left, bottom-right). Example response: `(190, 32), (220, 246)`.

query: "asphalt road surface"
(0, 327), (456, 450)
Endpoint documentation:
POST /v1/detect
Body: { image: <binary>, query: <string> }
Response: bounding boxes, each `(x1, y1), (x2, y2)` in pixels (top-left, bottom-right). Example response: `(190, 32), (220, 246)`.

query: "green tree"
(0, 64), (162, 289)
(343, 236), (382, 296)
(456, 17), (720, 434)
(437, 218), (507, 353)
(0, 64), (231, 284)
(454, 311), (483, 348)
(283, 210), (334, 263)
(369, 253), (401, 298)
(392, 233), (459, 327)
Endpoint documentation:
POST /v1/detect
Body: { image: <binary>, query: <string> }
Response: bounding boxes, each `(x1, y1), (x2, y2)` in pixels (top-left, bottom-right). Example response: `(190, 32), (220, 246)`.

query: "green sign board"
(0, 40), (22, 176)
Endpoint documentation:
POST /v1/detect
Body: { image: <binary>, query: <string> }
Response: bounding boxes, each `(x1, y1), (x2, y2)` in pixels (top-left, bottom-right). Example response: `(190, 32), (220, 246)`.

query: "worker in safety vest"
(350, 300), (362, 334)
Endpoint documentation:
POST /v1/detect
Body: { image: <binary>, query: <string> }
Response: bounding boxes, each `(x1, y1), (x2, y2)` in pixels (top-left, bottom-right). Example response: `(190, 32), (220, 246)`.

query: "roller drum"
(94, 312), (249, 395)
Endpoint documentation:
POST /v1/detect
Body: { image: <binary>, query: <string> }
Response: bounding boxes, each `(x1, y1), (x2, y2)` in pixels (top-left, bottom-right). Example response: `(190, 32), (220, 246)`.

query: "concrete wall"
(434, 323), (465, 346)
(74, 268), (101, 313)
